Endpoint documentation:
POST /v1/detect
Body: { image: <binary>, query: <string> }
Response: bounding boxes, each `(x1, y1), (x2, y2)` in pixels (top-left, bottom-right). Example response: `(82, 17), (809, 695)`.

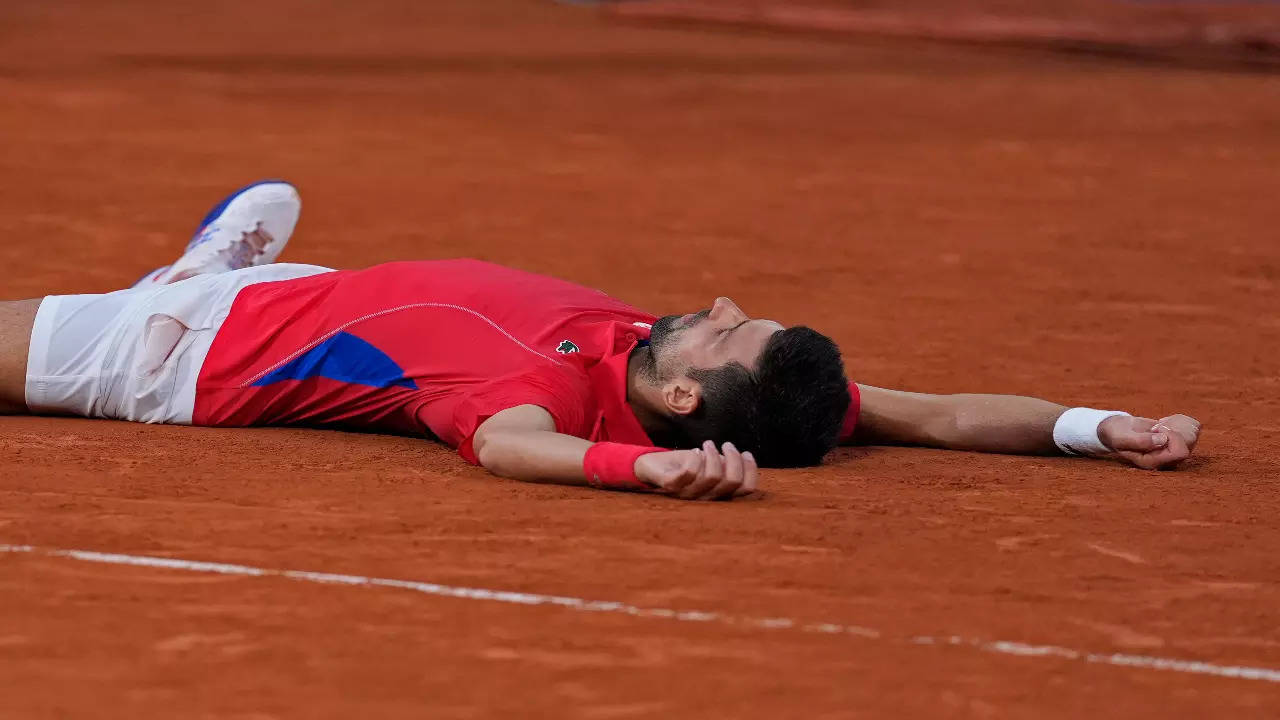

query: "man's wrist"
(837, 380), (861, 444)
(583, 442), (663, 492)
(1053, 407), (1131, 456)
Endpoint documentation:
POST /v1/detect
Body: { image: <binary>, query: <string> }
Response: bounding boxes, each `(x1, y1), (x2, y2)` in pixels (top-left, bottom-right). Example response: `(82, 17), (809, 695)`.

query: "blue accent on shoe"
(187, 179), (287, 251)
(252, 332), (417, 390)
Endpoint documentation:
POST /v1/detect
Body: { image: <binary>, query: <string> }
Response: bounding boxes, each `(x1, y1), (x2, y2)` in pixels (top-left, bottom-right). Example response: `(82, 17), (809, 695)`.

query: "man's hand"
(1099, 414), (1202, 470)
(634, 440), (759, 500)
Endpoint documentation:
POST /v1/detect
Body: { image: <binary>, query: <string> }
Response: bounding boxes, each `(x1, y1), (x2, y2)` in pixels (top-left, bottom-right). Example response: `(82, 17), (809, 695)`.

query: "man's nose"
(710, 296), (745, 323)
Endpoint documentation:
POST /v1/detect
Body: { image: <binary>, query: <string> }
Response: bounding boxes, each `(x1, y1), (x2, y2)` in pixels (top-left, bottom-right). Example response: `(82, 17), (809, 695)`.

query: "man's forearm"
(475, 428), (593, 485)
(926, 393), (1066, 454)
(852, 385), (1066, 455)
(468, 405), (758, 498)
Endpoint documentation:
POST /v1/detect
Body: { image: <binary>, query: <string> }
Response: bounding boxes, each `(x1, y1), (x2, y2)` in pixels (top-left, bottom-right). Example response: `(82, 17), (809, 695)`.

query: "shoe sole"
(168, 180), (301, 278)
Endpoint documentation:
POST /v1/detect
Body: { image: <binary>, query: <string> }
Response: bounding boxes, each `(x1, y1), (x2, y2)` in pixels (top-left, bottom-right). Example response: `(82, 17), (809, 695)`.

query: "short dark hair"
(673, 326), (850, 467)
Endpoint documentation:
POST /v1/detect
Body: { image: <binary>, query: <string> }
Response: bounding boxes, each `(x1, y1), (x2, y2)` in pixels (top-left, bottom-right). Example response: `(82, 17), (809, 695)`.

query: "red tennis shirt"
(192, 260), (860, 462)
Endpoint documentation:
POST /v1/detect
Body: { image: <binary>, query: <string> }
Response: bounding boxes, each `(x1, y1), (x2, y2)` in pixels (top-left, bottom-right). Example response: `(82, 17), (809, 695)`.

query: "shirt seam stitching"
(238, 302), (565, 388)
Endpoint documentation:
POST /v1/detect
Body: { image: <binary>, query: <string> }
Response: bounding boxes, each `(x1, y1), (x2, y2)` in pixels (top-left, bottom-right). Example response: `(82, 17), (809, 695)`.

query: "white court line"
(4, 543), (1279, 685)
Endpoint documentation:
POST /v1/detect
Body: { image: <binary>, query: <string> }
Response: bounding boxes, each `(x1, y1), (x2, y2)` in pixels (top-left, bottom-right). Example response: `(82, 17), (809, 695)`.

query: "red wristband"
(583, 442), (663, 492)
(838, 379), (861, 444)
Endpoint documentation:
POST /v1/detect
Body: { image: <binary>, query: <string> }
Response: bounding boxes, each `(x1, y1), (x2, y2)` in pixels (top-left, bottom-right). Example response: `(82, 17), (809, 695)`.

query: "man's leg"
(0, 299), (41, 414)
(2, 179), (302, 417)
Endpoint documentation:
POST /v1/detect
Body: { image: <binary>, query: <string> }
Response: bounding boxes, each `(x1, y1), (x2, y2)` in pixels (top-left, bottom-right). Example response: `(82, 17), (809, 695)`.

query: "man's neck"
(626, 347), (675, 445)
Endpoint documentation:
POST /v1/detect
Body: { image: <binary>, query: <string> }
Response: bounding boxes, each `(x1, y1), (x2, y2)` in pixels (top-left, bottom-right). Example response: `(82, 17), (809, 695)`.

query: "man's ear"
(661, 377), (702, 417)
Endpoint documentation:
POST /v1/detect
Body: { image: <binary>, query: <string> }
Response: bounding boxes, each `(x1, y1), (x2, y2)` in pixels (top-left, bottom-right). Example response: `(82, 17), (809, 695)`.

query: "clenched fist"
(1099, 414), (1202, 470)
(634, 440), (759, 500)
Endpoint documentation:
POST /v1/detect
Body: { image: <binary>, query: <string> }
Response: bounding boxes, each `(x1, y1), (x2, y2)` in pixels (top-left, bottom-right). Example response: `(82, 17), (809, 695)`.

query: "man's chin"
(649, 314), (682, 348)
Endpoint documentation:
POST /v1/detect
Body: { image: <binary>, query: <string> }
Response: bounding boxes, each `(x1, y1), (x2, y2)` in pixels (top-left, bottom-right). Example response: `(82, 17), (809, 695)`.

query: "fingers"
(678, 440), (724, 500)
(1101, 417), (1167, 454)
(1106, 412), (1203, 471)
(672, 441), (759, 500)
(639, 442), (760, 501)
(706, 442), (746, 500)
(1160, 430), (1191, 467)
(1112, 427), (1192, 470)
(1099, 415), (1154, 452)
(1112, 449), (1163, 471)
(1107, 426), (1170, 454)
(735, 451), (758, 497)
(1155, 414), (1201, 452)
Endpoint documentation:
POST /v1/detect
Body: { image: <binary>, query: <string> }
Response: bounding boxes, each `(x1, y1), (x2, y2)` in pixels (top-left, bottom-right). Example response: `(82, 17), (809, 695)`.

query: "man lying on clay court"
(0, 182), (1201, 500)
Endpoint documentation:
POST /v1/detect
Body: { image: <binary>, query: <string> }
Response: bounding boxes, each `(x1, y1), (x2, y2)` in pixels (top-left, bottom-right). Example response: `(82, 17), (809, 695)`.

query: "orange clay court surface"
(1, 1), (1279, 717)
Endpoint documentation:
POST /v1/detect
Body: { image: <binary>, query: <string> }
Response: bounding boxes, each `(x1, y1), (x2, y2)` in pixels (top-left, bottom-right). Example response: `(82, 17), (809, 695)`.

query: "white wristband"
(1053, 407), (1131, 457)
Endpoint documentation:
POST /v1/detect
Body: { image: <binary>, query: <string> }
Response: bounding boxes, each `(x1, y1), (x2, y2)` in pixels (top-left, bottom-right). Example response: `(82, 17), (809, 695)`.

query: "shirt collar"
(584, 321), (655, 447)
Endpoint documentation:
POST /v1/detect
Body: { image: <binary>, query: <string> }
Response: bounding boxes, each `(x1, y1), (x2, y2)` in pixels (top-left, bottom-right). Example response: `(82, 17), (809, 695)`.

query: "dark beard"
(648, 314), (683, 351)
(645, 310), (709, 382)
(649, 309), (709, 351)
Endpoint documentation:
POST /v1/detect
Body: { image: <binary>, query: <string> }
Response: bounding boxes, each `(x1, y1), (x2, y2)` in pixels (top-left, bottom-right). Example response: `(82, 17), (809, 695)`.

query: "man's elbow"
(472, 428), (510, 476)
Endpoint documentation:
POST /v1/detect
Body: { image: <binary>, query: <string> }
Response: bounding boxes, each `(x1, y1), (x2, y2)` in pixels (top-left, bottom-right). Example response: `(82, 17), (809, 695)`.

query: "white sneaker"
(134, 180), (301, 287)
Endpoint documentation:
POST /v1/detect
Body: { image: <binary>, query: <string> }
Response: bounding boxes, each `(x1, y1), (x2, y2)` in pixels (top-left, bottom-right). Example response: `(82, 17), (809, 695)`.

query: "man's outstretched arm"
(844, 384), (1201, 470)
(470, 404), (758, 500)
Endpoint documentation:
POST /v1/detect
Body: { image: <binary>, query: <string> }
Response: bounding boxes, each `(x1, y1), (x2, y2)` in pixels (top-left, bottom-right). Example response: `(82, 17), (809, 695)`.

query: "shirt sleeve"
(837, 379), (862, 444)
(452, 362), (595, 465)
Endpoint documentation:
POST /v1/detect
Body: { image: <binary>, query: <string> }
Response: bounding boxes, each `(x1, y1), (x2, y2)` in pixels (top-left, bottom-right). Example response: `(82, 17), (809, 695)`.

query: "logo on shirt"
(556, 339), (580, 354)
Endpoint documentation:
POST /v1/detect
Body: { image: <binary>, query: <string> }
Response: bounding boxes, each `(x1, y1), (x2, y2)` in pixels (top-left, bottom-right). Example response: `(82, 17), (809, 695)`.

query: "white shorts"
(25, 263), (333, 424)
